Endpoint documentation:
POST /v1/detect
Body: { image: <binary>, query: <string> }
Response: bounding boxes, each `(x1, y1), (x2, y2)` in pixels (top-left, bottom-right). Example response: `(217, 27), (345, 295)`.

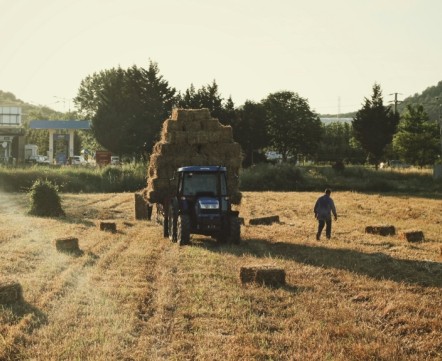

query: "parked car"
(70, 155), (87, 165)
(26, 155), (50, 165)
(111, 156), (120, 165)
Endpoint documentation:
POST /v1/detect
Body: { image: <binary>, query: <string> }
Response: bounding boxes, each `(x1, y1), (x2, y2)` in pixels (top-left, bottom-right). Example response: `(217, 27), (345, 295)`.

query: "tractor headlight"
(198, 199), (219, 209)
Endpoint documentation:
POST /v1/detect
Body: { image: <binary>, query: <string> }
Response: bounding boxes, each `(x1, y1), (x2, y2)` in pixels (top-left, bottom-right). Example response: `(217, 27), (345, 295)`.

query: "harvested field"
(0, 191), (441, 360)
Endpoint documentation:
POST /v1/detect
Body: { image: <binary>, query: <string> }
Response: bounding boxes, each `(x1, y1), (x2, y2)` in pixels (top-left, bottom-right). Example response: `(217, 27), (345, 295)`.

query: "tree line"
(8, 62), (441, 168)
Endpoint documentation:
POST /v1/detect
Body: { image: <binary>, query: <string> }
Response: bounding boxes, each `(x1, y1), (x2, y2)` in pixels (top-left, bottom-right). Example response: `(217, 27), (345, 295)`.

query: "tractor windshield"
(181, 172), (226, 196)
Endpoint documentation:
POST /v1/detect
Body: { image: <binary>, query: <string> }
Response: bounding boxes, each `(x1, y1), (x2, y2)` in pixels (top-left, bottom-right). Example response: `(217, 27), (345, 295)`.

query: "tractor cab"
(165, 166), (240, 245)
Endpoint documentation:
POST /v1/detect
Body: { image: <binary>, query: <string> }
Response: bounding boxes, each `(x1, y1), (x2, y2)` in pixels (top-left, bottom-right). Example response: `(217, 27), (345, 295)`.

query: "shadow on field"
(205, 239), (442, 288)
(4, 298), (48, 327)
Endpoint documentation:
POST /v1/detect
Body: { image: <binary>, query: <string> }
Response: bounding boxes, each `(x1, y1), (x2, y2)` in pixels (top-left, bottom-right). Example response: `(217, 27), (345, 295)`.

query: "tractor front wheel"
(229, 216), (241, 244)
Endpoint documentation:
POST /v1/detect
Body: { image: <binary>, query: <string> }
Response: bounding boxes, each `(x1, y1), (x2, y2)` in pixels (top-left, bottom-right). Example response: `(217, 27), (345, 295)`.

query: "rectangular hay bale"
(400, 231), (425, 243)
(240, 265), (286, 287)
(0, 281), (23, 303)
(249, 216), (280, 225)
(54, 237), (80, 252)
(365, 225), (396, 236)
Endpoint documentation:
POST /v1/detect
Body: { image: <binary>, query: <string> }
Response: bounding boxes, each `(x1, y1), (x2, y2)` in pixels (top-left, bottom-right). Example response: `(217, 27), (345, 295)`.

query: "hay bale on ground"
(134, 192), (149, 220)
(54, 237), (80, 252)
(249, 216), (280, 226)
(100, 221), (117, 233)
(240, 265), (286, 287)
(0, 280), (23, 303)
(365, 225), (396, 236)
(400, 230), (425, 243)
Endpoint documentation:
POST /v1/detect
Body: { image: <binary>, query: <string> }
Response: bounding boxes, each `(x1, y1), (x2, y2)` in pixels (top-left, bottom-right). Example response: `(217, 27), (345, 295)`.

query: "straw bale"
(172, 108), (211, 122)
(161, 119), (182, 135)
(54, 237), (80, 252)
(365, 225), (396, 236)
(146, 190), (162, 204)
(201, 118), (222, 131)
(240, 265), (286, 287)
(0, 281), (23, 303)
(153, 142), (187, 156)
(209, 128), (233, 143)
(400, 230), (425, 243)
(190, 154), (209, 166)
(182, 121), (203, 132)
(168, 131), (189, 144)
(151, 177), (173, 190)
(249, 216), (280, 226)
(100, 222), (117, 233)
(154, 166), (176, 180)
(187, 131), (211, 145)
(134, 192), (149, 220)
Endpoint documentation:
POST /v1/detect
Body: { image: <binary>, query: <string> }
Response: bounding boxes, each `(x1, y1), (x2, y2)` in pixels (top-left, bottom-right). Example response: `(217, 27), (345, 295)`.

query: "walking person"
(314, 188), (337, 240)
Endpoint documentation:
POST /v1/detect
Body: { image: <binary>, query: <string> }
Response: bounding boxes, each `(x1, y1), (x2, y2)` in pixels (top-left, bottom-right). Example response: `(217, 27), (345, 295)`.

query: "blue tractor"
(161, 166), (241, 246)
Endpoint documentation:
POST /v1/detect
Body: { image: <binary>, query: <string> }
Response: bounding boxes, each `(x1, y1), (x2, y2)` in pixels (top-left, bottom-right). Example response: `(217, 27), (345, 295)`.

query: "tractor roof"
(177, 166), (226, 173)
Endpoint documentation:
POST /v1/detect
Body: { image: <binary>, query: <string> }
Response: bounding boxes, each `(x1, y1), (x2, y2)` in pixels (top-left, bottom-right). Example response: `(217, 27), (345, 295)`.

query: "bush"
(28, 179), (65, 217)
(240, 163), (304, 191)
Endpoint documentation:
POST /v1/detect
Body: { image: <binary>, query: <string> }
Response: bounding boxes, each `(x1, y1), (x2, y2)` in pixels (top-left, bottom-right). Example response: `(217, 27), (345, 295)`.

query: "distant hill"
(397, 81), (442, 121)
(0, 90), (62, 125)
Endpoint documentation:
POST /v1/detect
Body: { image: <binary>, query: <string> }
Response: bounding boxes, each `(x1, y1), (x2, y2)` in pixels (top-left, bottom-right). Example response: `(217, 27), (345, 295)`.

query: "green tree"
(352, 83), (399, 168)
(74, 61), (176, 156)
(317, 122), (365, 163)
(177, 80), (234, 125)
(393, 104), (440, 166)
(233, 101), (269, 166)
(262, 91), (321, 162)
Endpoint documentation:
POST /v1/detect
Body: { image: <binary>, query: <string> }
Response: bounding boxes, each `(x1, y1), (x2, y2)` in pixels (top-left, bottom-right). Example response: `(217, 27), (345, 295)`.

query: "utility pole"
(389, 93), (402, 114)
(436, 97), (442, 156)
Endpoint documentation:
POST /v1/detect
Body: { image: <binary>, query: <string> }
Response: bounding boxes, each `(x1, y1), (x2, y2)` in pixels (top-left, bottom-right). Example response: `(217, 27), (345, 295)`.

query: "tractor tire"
(177, 214), (191, 246)
(229, 216), (241, 244)
(168, 205), (177, 242)
(163, 214), (169, 238)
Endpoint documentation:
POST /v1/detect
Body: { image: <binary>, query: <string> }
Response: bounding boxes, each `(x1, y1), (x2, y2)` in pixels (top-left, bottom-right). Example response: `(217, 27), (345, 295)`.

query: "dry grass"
(0, 191), (441, 360)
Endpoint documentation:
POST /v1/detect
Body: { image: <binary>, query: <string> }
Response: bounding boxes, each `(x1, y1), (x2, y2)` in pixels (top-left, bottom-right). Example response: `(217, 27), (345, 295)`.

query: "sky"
(0, 0), (441, 115)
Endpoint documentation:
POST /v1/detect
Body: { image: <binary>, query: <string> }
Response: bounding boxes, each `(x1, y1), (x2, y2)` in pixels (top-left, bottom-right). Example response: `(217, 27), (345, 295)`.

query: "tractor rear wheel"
(177, 214), (190, 246)
(163, 214), (169, 238)
(168, 205), (177, 242)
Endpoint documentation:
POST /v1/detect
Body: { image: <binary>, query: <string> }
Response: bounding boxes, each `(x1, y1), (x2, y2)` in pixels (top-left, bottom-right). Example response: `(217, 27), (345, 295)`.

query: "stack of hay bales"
(146, 108), (242, 204)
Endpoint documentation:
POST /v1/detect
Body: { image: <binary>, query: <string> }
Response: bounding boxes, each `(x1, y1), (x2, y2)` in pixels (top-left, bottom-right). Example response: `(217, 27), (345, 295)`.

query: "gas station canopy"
(29, 120), (91, 130)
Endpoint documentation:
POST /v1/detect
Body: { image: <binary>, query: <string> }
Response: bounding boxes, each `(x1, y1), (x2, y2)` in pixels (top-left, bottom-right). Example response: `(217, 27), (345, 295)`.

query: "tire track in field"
(129, 238), (180, 360)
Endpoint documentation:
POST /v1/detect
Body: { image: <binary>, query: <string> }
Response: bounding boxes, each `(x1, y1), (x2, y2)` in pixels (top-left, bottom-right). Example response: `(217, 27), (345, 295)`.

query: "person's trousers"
(317, 218), (332, 239)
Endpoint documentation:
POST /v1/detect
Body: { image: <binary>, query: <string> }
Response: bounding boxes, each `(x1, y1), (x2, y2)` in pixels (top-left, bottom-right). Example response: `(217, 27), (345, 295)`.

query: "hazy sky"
(0, 0), (441, 114)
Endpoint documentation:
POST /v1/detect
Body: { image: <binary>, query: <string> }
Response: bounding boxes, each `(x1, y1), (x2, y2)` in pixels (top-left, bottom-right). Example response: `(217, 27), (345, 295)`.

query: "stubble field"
(0, 191), (441, 360)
